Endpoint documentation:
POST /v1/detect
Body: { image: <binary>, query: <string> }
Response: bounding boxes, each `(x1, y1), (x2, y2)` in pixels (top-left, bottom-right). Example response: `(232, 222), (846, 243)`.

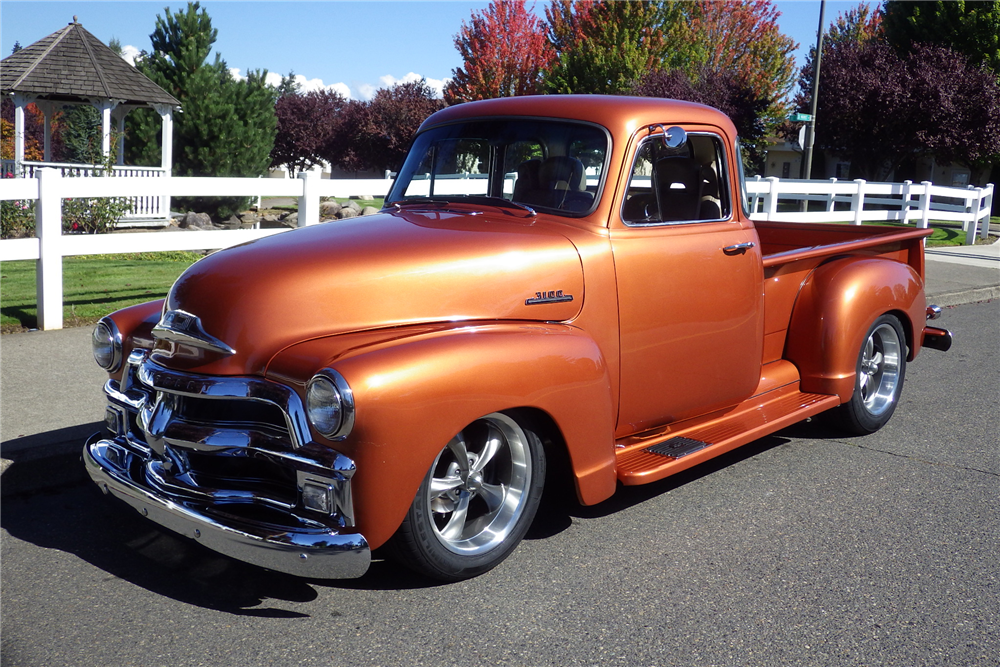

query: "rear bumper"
(84, 434), (371, 579)
(922, 306), (952, 352)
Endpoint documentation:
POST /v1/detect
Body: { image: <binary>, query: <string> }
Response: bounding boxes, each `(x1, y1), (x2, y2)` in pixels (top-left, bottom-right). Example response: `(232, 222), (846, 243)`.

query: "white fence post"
(751, 175), (762, 213)
(901, 180), (913, 224)
(764, 177), (779, 220)
(851, 179), (866, 225)
(298, 170), (319, 227)
(36, 168), (64, 330)
(918, 181), (933, 229)
(964, 186), (981, 245)
(982, 184), (995, 240)
(826, 177), (837, 212)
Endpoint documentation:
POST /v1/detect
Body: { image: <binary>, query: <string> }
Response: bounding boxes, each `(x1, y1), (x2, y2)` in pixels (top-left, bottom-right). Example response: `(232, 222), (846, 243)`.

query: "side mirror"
(650, 124), (688, 149)
(664, 126), (687, 148)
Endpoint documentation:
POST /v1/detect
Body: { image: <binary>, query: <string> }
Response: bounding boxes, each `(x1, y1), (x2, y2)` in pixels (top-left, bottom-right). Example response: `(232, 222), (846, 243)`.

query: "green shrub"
(0, 198), (36, 238)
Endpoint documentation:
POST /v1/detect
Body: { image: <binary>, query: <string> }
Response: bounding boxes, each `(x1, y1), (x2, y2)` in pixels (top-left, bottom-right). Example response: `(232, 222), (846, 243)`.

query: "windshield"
(387, 118), (609, 216)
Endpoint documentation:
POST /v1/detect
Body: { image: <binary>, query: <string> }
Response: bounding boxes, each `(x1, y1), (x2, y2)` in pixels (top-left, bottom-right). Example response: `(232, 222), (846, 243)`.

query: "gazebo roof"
(0, 19), (179, 107)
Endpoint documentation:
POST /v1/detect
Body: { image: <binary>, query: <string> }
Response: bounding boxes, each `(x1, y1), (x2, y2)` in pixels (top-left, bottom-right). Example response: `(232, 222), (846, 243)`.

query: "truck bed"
(755, 220), (932, 270)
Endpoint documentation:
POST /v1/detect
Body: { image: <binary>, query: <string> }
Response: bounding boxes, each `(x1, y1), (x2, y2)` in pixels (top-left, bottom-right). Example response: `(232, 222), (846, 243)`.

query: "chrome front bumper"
(85, 434), (371, 578)
(85, 351), (370, 579)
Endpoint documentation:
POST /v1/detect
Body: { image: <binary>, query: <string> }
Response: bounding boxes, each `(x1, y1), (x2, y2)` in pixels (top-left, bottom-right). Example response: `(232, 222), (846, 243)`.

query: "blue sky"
(1, 0), (862, 101)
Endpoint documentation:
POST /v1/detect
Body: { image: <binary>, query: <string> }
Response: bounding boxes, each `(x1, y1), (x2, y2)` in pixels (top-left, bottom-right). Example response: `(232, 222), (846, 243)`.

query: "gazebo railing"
(1, 160), (170, 221)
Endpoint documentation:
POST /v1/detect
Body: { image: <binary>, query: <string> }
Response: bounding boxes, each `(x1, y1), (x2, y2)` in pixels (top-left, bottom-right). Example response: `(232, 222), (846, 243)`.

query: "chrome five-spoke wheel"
(835, 314), (907, 434)
(389, 412), (545, 581)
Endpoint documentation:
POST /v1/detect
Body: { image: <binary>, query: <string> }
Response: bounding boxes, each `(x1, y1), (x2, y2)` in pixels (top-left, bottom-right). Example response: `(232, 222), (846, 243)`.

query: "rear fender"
(275, 323), (617, 550)
(784, 257), (924, 401)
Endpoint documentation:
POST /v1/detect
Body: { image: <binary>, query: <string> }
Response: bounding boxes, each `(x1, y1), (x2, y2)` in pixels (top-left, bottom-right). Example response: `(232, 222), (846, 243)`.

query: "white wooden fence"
(0, 169), (994, 330)
(0, 170), (392, 330)
(746, 176), (994, 245)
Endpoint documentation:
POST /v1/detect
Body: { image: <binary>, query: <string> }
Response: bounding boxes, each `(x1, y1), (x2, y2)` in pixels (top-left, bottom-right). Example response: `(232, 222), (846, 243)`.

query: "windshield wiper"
(388, 198), (451, 209)
(389, 196), (536, 218)
(458, 196), (537, 218)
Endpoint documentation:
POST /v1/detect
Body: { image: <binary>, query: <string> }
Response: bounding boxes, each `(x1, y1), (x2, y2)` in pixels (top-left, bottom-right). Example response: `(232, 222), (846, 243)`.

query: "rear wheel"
(834, 314), (907, 435)
(388, 412), (545, 581)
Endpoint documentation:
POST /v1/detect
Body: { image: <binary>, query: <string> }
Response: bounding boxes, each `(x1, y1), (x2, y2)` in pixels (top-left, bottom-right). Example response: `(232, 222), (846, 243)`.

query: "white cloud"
(120, 44), (141, 66)
(225, 68), (451, 101)
(357, 72), (450, 100)
(230, 68), (353, 98)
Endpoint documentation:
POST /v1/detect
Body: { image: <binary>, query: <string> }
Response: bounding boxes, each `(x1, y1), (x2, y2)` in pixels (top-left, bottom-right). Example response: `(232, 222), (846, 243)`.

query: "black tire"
(833, 314), (907, 435)
(387, 412), (545, 581)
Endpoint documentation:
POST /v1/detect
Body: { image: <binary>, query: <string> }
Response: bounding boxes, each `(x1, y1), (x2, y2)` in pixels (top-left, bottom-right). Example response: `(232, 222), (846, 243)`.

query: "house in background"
(761, 134), (973, 187)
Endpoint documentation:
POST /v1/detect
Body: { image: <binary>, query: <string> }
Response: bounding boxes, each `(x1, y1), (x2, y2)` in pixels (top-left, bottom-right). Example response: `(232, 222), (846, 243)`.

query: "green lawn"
(0, 252), (202, 332)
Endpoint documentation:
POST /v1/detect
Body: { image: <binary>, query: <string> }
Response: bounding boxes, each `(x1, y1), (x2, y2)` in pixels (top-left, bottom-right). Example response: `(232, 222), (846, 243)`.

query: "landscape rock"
(343, 200), (362, 213)
(219, 215), (243, 230)
(238, 212), (261, 229)
(178, 211), (214, 230)
(320, 201), (342, 217)
(361, 206), (379, 216)
(283, 212), (299, 227)
(338, 208), (358, 219)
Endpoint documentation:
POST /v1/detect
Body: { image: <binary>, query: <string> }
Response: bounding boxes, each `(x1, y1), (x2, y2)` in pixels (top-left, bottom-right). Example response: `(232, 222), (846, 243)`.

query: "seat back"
(654, 156), (702, 221)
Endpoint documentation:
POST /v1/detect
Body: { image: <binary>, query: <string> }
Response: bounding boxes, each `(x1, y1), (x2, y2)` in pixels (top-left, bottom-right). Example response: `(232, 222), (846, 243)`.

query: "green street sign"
(790, 113), (814, 122)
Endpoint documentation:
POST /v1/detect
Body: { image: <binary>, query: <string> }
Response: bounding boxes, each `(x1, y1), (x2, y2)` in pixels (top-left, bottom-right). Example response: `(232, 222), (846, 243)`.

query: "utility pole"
(801, 0), (826, 182)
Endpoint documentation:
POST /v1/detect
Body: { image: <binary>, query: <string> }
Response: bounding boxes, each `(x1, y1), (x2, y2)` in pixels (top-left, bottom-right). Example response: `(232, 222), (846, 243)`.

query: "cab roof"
(419, 95), (737, 139)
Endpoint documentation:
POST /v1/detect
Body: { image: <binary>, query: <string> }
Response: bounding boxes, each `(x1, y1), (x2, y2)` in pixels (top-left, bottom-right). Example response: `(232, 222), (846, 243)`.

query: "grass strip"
(1, 251), (202, 333)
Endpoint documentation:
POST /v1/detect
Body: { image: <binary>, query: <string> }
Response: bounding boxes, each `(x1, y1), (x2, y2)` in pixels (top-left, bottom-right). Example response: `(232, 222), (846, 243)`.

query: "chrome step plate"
(645, 437), (710, 459)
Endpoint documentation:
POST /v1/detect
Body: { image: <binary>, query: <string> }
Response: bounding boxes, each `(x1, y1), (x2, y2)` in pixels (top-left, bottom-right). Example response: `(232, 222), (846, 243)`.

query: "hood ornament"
(152, 310), (236, 356)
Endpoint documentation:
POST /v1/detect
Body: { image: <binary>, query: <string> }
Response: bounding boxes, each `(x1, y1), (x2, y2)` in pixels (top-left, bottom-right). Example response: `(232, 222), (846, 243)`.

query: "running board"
(616, 387), (840, 486)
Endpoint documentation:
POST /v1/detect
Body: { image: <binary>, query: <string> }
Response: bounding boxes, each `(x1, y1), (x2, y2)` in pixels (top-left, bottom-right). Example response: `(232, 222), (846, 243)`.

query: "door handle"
(723, 242), (755, 256)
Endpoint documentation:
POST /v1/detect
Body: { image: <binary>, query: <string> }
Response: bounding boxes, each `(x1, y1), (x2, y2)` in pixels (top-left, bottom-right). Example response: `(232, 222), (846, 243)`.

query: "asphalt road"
(2, 301), (998, 667)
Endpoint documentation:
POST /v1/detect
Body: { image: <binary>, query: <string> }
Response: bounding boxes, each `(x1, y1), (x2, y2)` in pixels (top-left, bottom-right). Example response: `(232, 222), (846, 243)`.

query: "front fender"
(784, 257), (925, 401)
(268, 322), (617, 550)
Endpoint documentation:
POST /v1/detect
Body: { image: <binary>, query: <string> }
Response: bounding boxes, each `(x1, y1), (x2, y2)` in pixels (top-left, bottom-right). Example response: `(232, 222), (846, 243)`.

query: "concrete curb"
(930, 286), (1000, 308)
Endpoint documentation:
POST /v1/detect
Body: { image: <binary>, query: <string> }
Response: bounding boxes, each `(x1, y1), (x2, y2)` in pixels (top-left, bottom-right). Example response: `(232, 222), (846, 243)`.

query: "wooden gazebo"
(1, 17), (180, 183)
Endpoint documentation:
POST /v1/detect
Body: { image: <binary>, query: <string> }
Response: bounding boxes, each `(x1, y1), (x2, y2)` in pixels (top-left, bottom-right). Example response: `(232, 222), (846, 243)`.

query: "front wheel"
(833, 314), (907, 435)
(387, 412), (545, 581)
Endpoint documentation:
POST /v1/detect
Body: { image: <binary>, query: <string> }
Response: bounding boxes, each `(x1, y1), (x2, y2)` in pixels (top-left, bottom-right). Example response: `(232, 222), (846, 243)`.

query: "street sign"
(790, 112), (813, 123)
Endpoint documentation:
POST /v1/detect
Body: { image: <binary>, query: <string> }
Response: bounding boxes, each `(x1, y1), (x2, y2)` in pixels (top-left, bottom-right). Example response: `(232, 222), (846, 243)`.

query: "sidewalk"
(2, 242), (997, 492)
(924, 237), (1000, 305)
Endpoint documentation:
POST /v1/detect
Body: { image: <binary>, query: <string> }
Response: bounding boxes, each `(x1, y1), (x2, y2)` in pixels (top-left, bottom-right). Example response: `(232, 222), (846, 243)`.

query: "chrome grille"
(102, 350), (357, 526)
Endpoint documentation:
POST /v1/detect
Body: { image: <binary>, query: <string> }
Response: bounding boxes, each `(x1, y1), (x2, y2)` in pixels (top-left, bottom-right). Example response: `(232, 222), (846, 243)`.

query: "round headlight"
(305, 370), (355, 440)
(92, 318), (122, 371)
(306, 376), (342, 438)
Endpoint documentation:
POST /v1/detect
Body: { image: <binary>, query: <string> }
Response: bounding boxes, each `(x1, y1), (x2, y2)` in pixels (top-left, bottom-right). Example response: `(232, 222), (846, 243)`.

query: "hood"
(152, 208), (585, 375)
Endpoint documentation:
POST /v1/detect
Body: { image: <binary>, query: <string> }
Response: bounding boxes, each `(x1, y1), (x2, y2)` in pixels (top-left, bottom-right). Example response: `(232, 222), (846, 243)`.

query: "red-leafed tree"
(445, 0), (553, 103)
(270, 89), (347, 175)
(324, 80), (444, 174)
(813, 40), (1000, 180)
(543, 0), (668, 94)
(631, 67), (772, 173)
(674, 0), (798, 126)
(0, 99), (64, 162)
(795, 3), (883, 110)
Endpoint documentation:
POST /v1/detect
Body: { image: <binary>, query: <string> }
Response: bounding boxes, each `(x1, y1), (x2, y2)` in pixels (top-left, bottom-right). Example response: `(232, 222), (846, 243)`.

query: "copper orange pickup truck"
(84, 96), (952, 581)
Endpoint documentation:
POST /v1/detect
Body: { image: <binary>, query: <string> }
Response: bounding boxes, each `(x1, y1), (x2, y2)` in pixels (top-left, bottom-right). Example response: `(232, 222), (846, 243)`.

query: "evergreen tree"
(124, 1), (276, 219)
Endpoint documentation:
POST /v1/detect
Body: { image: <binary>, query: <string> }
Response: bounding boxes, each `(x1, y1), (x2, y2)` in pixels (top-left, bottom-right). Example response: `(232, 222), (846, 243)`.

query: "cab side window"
(622, 133), (731, 225)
